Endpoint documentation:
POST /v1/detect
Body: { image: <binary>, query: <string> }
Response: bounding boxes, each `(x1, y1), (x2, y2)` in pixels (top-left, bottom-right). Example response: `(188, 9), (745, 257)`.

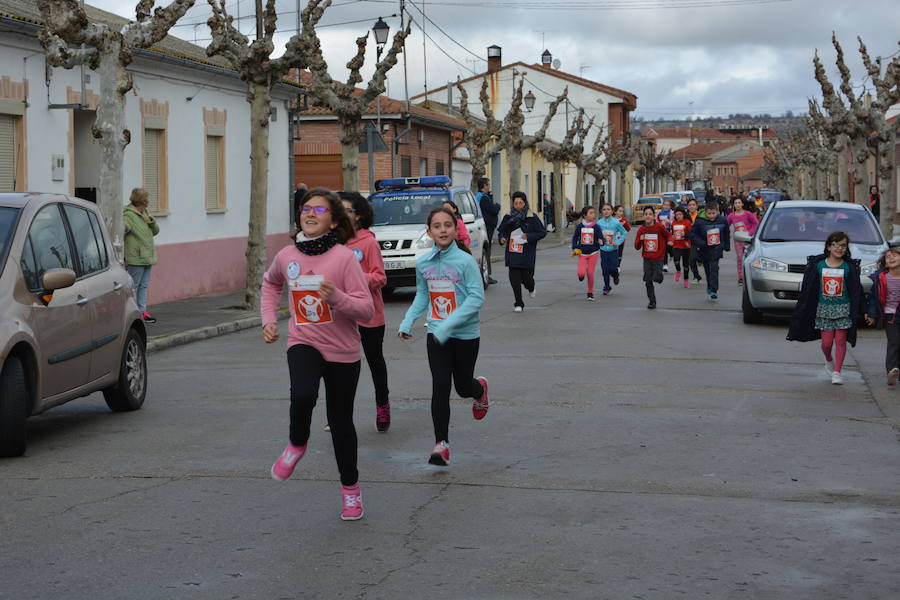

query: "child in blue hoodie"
(596, 203), (629, 295)
(571, 205), (604, 300)
(399, 207), (489, 467)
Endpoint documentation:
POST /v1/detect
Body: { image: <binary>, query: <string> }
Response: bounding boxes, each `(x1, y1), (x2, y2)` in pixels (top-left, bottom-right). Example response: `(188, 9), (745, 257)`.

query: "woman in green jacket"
(124, 188), (160, 323)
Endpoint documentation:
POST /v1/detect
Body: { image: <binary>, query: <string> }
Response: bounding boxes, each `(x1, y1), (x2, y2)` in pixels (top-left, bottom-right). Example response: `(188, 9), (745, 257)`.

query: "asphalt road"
(2, 242), (899, 600)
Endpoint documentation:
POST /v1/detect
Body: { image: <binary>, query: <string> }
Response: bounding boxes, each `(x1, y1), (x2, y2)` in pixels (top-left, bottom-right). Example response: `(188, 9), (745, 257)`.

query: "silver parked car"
(738, 200), (886, 324)
(0, 193), (148, 457)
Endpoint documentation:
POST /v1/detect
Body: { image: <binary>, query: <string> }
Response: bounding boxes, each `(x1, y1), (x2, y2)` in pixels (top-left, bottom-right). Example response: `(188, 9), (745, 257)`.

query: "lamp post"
(369, 18), (390, 193)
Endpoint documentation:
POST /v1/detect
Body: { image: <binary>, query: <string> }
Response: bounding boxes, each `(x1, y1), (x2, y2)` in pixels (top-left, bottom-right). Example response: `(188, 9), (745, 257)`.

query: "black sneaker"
(578, 275), (585, 282)
(587, 293), (594, 301)
(647, 301), (656, 309)
(142, 312), (157, 324)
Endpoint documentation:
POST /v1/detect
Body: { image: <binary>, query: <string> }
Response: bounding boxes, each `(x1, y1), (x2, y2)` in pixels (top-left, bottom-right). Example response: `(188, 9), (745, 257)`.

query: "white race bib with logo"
(290, 275), (333, 325)
(822, 268), (844, 298)
(707, 228), (721, 246)
(643, 233), (658, 253)
(428, 280), (457, 320)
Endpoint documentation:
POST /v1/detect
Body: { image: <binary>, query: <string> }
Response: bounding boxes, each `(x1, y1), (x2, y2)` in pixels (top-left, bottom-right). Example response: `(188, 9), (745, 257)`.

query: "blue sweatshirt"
(597, 217), (628, 251)
(571, 221), (604, 254)
(399, 243), (484, 344)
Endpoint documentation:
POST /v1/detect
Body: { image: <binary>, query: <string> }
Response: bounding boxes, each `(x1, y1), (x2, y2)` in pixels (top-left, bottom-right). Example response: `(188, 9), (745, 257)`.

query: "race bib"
(509, 237), (524, 253)
(643, 233), (658, 253)
(673, 224), (685, 240)
(290, 275), (333, 326)
(602, 229), (615, 245)
(822, 268), (844, 297)
(735, 221), (748, 233)
(428, 279), (457, 320)
(580, 228), (595, 246)
(707, 228), (721, 246)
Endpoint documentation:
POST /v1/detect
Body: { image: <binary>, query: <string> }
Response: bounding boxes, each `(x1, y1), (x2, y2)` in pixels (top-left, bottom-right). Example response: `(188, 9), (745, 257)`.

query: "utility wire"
(357, 0), (794, 9)
(406, 14), (476, 75)
(404, 1), (483, 61)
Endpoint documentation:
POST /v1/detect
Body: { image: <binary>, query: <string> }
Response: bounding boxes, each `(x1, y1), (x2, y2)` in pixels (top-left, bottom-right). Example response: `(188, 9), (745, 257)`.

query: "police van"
(369, 176), (489, 293)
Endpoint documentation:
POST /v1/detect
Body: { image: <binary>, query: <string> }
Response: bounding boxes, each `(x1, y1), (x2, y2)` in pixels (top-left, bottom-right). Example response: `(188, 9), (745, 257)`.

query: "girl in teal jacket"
(399, 207), (489, 467)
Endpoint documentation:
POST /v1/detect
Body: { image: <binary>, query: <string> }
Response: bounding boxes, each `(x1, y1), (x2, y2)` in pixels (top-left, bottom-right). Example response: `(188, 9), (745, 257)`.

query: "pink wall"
(148, 233), (293, 304)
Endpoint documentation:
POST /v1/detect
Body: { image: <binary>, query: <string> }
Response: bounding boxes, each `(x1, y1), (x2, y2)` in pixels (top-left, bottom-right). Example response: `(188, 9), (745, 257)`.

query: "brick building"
(294, 94), (467, 194)
(642, 126), (778, 154)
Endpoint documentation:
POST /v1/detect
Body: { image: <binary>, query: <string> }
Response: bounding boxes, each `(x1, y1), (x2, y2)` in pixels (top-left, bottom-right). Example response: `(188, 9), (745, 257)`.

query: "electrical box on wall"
(51, 154), (65, 181)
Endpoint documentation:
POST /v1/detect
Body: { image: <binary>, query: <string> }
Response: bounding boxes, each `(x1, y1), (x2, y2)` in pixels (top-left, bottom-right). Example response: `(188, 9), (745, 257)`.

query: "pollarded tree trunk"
(339, 119), (361, 192)
(849, 136), (870, 204)
(575, 167), (585, 210)
(507, 149), (522, 197)
(879, 133), (896, 240)
(553, 160), (565, 229)
(244, 81), (271, 309)
(838, 142), (849, 202)
(615, 166), (626, 207)
(94, 47), (128, 250)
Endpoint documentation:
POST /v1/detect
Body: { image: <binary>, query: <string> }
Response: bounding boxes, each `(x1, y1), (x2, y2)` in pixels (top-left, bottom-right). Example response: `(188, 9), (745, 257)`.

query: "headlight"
(414, 232), (433, 249)
(861, 262), (878, 277)
(752, 257), (788, 272)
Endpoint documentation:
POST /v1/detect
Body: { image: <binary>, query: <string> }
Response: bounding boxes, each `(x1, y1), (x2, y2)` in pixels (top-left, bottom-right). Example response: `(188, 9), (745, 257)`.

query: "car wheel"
(480, 245), (490, 290)
(103, 329), (147, 412)
(0, 355), (29, 457)
(742, 285), (764, 324)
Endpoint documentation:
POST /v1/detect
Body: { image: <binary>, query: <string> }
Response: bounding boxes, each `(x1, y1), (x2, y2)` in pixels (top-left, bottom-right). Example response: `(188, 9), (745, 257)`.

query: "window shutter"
(205, 136), (220, 210)
(0, 115), (16, 192)
(143, 129), (160, 212)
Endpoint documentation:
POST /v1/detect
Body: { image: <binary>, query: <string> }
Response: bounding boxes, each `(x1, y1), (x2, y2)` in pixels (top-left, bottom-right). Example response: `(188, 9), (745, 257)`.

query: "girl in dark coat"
(787, 231), (863, 385)
(497, 191), (547, 312)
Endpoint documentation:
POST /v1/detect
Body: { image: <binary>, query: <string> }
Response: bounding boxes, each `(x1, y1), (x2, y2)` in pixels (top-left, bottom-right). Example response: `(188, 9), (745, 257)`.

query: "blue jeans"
(600, 250), (619, 289)
(127, 265), (153, 313)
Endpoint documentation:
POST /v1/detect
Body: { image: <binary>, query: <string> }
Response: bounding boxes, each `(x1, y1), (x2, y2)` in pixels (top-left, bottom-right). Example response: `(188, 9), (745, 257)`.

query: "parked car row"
(0, 193), (148, 457)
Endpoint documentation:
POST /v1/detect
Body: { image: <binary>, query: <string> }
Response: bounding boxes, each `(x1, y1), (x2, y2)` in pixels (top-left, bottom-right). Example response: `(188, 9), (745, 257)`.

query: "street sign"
(358, 122), (388, 153)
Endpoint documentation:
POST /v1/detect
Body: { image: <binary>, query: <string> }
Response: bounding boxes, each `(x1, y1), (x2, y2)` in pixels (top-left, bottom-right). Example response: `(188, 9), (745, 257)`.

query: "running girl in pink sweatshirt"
(262, 188), (374, 521)
(340, 192), (391, 432)
(726, 197), (759, 285)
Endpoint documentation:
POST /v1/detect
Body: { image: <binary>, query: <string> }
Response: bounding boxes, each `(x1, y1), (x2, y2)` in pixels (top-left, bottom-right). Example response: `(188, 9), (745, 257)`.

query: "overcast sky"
(90, 0), (899, 121)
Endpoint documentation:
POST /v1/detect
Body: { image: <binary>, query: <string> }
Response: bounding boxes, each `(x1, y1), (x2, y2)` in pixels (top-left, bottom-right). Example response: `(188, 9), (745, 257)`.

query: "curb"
(147, 310), (290, 354)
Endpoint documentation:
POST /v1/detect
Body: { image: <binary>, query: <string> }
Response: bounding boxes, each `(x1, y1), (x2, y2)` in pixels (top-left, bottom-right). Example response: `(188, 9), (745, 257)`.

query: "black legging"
(426, 334), (483, 443)
(689, 246), (702, 280)
(673, 247), (691, 279)
(359, 324), (389, 406)
(508, 267), (535, 307)
(287, 344), (361, 486)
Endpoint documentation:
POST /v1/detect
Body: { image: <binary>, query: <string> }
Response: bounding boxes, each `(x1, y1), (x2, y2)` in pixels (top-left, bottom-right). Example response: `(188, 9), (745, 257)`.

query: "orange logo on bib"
(291, 275), (333, 325)
(735, 221), (747, 233)
(509, 238), (524, 253)
(428, 280), (457, 320)
(643, 233), (658, 253)
(707, 228), (721, 246)
(822, 268), (844, 297)
(602, 230), (615, 245)
(673, 224), (685, 240)
(580, 228), (595, 245)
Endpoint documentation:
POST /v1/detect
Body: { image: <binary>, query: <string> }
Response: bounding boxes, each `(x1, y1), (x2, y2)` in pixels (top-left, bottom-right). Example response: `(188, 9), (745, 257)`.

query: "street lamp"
(524, 90), (536, 112)
(372, 17), (390, 62)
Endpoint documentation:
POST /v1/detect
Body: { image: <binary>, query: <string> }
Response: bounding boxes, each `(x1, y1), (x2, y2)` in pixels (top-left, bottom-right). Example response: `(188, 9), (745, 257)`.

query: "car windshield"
(759, 206), (882, 244)
(639, 197), (662, 204)
(371, 191), (449, 226)
(0, 207), (19, 275)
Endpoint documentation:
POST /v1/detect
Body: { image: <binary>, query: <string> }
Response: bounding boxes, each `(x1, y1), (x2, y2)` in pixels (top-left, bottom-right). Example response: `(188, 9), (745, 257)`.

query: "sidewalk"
(145, 235), (568, 354)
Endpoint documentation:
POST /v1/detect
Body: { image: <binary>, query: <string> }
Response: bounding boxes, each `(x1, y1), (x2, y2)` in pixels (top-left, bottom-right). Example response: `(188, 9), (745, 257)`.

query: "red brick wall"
(294, 119), (455, 192)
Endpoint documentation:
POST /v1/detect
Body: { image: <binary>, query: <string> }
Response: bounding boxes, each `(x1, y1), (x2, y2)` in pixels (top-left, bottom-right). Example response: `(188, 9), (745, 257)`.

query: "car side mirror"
(461, 213), (475, 224)
(733, 231), (752, 244)
(42, 268), (76, 291)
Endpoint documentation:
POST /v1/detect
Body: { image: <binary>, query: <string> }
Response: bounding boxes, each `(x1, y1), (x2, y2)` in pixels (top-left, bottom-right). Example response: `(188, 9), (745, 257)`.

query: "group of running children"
(261, 188), (490, 522)
(256, 186), (900, 522)
(570, 196), (759, 308)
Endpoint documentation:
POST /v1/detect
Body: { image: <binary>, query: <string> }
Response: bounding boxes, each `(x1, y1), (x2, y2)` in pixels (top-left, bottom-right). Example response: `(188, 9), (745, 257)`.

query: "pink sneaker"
(473, 376), (490, 420)
(376, 402), (391, 433)
(675, 272), (681, 282)
(683, 279), (690, 289)
(341, 484), (364, 520)
(270, 443), (306, 481)
(428, 441), (450, 466)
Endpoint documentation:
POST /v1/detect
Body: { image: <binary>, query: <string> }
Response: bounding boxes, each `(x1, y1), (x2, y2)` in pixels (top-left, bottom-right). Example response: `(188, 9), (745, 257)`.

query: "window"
(400, 156), (411, 177)
(419, 158), (427, 176)
(22, 205), (74, 290)
(142, 127), (167, 213)
(87, 210), (109, 270)
(436, 160), (445, 176)
(205, 134), (225, 211)
(63, 204), (104, 276)
(0, 114), (15, 191)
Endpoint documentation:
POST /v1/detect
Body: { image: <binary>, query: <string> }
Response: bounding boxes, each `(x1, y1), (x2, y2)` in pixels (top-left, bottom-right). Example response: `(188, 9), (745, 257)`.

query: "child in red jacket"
(634, 206), (670, 309)
(670, 206), (693, 289)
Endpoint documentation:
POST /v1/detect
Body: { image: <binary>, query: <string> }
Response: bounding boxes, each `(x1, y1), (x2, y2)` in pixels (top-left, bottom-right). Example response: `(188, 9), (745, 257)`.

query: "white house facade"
(0, 1), (298, 304)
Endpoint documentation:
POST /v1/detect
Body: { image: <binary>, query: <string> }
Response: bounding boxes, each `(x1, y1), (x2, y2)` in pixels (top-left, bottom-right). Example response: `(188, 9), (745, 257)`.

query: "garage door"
(296, 155), (343, 191)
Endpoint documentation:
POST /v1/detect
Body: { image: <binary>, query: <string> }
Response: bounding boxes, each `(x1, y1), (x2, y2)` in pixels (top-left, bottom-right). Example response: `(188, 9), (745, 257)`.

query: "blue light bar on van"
(375, 176), (451, 190)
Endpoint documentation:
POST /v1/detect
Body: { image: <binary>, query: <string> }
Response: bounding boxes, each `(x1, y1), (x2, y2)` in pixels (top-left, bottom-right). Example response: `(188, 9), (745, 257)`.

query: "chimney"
(487, 45), (502, 73)
(541, 49), (552, 68)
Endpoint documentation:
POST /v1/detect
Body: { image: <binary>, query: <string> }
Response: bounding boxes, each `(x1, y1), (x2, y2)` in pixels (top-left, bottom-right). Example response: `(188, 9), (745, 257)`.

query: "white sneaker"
(529, 288), (536, 298)
(831, 371), (843, 385)
(662, 265), (669, 273)
(824, 360), (834, 375)
(513, 306), (523, 312)
(889, 368), (899, 386)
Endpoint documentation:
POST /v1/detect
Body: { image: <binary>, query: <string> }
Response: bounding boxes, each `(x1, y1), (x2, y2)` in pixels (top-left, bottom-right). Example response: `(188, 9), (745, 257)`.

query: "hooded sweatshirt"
(261, 242), (374, 363)
(597, 216), (628, 251)
(688, 214), (730, 261)
(572, 220), (604, 255)
(346, 228), (387, 328)
(123, 204), (159, 266)
(399, 243), (484, 344)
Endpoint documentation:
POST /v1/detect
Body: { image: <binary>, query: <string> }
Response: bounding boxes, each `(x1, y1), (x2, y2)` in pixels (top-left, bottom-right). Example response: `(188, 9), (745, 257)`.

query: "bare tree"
(498, 73), (567, 196)
(607, 138), (636, 207)
(538, 111), (588, 227)
(808, 99), (849, 201)
(456, 79), (502, 192)
(206, 0), (309, 309)
(38, 0), (196, 252)
(299, 0), (409, 192)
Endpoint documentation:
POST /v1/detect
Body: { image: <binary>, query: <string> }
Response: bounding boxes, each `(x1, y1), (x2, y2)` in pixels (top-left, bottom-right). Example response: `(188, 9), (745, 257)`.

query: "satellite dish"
(552, 58), (561, 70)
